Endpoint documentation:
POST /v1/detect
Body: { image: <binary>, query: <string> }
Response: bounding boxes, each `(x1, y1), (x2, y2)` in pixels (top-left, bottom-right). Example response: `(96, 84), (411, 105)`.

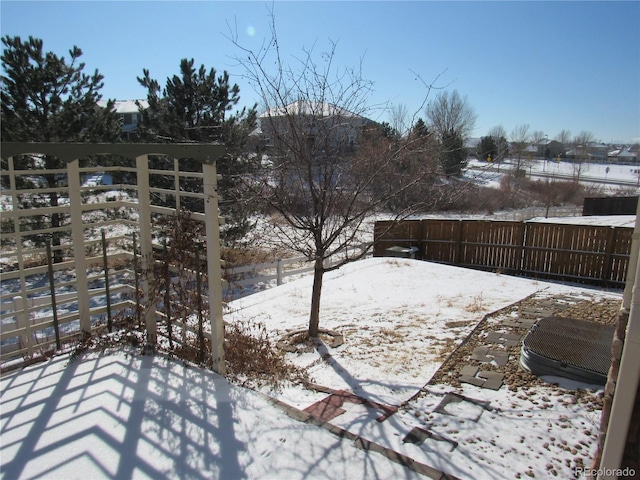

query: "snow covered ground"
(467, 157), (640, 192)
(527, 214), (636, 228)
(1, 258), (622, 479)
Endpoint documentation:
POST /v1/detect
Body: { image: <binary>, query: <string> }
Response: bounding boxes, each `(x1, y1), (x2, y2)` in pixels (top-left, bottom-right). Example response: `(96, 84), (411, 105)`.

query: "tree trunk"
(308, 257), (324, 338)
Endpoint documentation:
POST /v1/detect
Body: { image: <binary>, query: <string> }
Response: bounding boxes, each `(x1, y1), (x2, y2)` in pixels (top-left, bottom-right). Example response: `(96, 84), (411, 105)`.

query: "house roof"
(261, 100), (363, 120)
(617, 150), (637, 158)
(97, 99), (149, 114)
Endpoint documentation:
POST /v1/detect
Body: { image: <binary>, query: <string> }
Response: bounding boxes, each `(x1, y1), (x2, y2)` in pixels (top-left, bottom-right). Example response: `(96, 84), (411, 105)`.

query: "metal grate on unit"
(520, 316), (615, 386)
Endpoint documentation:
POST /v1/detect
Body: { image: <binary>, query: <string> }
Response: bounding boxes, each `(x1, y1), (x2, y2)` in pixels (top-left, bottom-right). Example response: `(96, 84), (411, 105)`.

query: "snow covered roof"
(587, 142), (608, 150)
(261, 100), (362, 119)
(97, 99), (149, 113)
(617, 150), (637, 158)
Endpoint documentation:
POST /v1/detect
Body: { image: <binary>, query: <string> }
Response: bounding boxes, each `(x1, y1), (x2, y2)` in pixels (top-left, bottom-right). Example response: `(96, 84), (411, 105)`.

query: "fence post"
(174, 158), (181, 211)
(419, 220), (427, 260)
(46, 242), (61, 350)
(276, 258), (283, 285)
(101, 230), (113, 333)
(67, 158), (92, 334)
(202, 161), (226, 374)
(136, 154), (157, 348)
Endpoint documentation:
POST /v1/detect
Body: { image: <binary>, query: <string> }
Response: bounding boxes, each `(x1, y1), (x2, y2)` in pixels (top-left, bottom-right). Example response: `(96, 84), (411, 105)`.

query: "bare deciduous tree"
(425, 90), (477, 140)
(510, 123), (531, 171)
(531, 130), (546, 145)
(425, 90), (477, 176)
(531, 130), (546, 158)
(571, 130), (594, 181)
(573, 130), (594, 160)
(530, 179), (582, 217)
(488, 125), (509, 163)
(390, 103), (410, 138)
(555, 129), (572, 147)
(228, 12), (441, 338)
(488, 125), (507, 140)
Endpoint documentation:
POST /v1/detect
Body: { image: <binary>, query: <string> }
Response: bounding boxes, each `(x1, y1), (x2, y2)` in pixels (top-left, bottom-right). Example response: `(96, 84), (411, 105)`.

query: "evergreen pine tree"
(440, 130), (467, 176)
(1, 36), (121, 144)
(412, 118), (429, 138)
(477, 135), (497, 161)
(379, 121), (399, 140)
(1, 35), (121, 261)
(136, 59), (259, 244)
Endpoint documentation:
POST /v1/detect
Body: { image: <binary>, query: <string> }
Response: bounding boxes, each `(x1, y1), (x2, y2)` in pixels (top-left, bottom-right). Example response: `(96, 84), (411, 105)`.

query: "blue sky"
(2, 1), (639, 143)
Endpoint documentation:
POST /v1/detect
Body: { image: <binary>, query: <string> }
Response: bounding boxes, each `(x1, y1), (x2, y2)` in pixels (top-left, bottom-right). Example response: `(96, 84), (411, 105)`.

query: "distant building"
(524, 144), (538, 156)
(586, 142), (609, 162)
(98, 99), (149, 140)
(258, 100), (375, 151)
(536, 138), (565, 159)
(565, 142), (609, 162)
(608, 148), (638, 163)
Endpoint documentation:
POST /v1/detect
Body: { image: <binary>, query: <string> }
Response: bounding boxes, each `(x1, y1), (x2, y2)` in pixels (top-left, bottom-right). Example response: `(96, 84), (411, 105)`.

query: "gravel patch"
(428, 292), (622, 404)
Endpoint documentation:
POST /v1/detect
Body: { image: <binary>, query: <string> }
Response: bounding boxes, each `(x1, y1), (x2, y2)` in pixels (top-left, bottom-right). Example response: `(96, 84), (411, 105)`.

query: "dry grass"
(379, 327), (405, 342)
(464, 293), (485, 313)
(68, 322), (145, 365)
(434, 337), (458, 361)
(222, 246), (279, 268)
(224, 319), (312, 389)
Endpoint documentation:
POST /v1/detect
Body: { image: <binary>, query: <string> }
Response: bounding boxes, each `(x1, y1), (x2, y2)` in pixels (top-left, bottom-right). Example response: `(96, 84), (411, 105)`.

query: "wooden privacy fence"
(374, 219), (634, 287)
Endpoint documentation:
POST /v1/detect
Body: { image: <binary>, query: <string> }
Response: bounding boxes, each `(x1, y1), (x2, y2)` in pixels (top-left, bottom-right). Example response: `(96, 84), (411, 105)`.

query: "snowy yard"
(1, 258), (621, 479)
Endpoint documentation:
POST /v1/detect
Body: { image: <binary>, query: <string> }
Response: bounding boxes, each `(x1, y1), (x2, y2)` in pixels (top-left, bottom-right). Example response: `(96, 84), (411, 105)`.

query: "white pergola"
(0, 142), (227, 374)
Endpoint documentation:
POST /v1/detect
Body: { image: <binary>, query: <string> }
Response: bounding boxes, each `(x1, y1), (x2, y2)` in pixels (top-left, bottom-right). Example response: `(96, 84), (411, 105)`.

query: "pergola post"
(67, 158), (91, 334)
(7, 156), (33, 355)
(202, 161), (226, 374)
(135, 154), (157, 347)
